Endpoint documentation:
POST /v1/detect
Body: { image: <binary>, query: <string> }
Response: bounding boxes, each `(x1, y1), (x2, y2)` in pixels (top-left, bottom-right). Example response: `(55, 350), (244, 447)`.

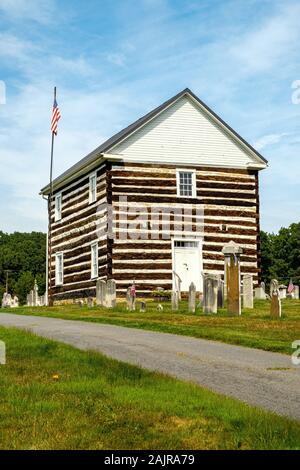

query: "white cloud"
(253, 133), (289, 150)
(0, 0), (55, 24)
(230, 3), (300, 72)
(106, 53), (126, 67)
(0, 33), (37, 61)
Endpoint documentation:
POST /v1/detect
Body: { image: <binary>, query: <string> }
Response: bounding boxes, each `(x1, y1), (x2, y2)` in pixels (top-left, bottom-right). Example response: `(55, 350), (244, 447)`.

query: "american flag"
(288, 279), (295, 294)
(51, 98), (61, 135)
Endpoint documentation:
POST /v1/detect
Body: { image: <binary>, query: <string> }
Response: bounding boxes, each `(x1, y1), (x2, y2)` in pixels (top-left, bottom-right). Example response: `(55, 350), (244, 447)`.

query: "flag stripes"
(51, 98), (61, 135)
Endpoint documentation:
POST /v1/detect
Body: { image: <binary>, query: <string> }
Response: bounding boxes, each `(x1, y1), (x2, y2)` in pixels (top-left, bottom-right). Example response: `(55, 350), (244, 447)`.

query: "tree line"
(0, 223), (299, 304)
(260, 222), (300, 286)
(0, 231), (46, 304)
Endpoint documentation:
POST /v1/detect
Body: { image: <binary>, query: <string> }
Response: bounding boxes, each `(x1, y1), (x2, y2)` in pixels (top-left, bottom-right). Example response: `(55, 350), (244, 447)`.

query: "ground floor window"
(91, 242), (98, 279)
(55, 252), (64, 286)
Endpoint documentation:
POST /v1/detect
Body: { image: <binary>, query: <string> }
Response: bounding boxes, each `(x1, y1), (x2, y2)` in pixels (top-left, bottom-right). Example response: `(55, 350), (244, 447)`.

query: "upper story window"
(176, 170), (196, 197)
(91, 242), (98, 279)
(89, 172), (97, 204)
(55, 252), (64, 286)
(55, 193), (62, 221)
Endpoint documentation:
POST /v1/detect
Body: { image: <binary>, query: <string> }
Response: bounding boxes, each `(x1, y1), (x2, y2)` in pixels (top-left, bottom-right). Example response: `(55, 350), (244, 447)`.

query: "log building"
(40, 88), (268, 302)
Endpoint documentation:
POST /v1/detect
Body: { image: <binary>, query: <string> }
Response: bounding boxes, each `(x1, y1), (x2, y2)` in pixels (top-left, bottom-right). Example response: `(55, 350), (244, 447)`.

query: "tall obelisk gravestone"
(222, 241), (243, 316)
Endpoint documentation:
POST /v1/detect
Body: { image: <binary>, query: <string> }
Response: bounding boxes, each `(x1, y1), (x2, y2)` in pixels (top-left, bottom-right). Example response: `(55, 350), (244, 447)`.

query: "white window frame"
(89, 172), (97, 204)
(55, 192), (62, 221)
(55, 252), (64, 286)
(91, 242), (98, 279)
(176, 169), (196, 198)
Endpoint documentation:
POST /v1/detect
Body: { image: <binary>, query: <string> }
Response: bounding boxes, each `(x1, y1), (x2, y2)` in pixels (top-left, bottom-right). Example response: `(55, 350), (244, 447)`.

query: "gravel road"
(0, 313), (299, 421)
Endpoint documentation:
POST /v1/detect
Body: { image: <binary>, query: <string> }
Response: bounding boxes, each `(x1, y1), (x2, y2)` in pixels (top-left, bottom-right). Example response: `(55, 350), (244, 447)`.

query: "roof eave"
(40, 153), (123, 196)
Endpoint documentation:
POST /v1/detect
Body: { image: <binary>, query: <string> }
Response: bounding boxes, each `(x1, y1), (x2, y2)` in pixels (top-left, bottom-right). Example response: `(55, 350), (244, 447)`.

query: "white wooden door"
(173, 240), (202, 291)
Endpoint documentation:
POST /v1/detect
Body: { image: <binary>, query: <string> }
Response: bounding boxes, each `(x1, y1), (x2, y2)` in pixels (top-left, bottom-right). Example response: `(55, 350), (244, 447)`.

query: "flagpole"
(48, 86), (56, 307)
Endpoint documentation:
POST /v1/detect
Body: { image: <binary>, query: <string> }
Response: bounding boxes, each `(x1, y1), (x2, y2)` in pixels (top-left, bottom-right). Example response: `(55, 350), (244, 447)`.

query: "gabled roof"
(40, 88), (268, 195)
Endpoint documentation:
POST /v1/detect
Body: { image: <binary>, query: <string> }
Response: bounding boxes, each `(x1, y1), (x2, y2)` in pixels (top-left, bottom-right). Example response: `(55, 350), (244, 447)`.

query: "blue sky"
(0, 0), (299, 233)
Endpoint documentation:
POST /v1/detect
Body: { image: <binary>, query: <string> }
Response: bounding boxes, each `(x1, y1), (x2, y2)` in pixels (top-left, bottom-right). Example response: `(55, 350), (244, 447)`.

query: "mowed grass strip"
(0, 327), (300, 450)
(4, 299), (300, 355)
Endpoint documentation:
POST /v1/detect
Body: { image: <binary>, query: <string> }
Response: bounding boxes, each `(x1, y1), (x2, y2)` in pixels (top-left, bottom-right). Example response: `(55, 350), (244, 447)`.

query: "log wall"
(109, 163), (260, 295)
(48, 161), (261, 300)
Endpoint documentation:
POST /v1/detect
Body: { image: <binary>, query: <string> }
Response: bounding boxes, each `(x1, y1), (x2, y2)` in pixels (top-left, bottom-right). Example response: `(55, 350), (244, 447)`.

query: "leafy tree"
(14, 271), (35, 305)
(260, 222), (300, 286)
(0, 231), (46, 305)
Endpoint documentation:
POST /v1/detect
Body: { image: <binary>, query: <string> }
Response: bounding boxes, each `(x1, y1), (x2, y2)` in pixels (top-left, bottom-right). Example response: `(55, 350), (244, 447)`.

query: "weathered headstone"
(173, 272), (182, 301)
(140, 301), (146, 312)
(1, 292), (12, 308)
(270, 280), (281, 318)
(222, 241), (243, 316)
(96, 279), (102, 306)
(278, 285), (287, 299)
(188, 282), (196, 313)
(254, 285), (266, 300)
(126, 287), (131, 310)
(294, 285), (299, 300)
(106, 279), (116, 308)
(270, 279), (278, 298)
(243, 274), (253, 309)
(33, 280), (39, 307)
(217, 277), (224, 309)
(11, 296), (19, 308)
(171, 291), (179, 311)
(127, 283), (136, 311)
(203, 274), (218, 314)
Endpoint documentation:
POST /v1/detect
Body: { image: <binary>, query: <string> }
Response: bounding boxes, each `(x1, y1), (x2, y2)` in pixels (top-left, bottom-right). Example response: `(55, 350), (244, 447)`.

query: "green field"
(0, 326), (300, 450)
(3, 299), (300, 355)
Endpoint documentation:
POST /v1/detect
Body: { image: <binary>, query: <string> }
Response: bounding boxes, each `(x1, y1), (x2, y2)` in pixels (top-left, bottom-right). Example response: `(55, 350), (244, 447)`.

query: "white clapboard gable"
(109, 95), (264, 169)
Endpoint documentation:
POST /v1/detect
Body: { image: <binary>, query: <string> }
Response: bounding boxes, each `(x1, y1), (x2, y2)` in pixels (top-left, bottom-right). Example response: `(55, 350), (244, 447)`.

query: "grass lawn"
(2, 299), (300, 355)
(0, 326), (300, 450)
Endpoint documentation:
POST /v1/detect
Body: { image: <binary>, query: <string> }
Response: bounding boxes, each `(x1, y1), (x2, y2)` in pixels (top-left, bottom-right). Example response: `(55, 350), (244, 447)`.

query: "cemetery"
(2, 237), (300, 358)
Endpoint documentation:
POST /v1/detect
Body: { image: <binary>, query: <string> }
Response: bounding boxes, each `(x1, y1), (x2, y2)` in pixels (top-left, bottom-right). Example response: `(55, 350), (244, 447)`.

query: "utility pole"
(5, 270), (11, 293)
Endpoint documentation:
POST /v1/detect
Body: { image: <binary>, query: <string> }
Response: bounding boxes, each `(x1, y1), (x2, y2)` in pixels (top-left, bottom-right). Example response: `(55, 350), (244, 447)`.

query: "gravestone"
(217, 277), (224, 309)
(87, 297), (93, 308)
(140, 301), (146, 312)
(203, 274), (218, 314)
(96, 279), (103, 306)
(126, 287), (131, 310)
(270, 279), (279, 298)
(33, 280), (39, 307)
(243, 274), (253, 309)
(188, 282), (196, 313)
(127, 283), (136, 311)
(99, 280), (107, 307)
(254, 285), (266, 300)
(171, 291), (179, 311)
(106, 279), (116, 308)
(222, 241), (243, 316)
(1, 292), (12, 308)
(278, 285), (287, 299)
(173, 272), (182, 301)
(270, 280), (281, 318)
(294, 285), (299, 300)
(11, 296), (19, 308)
